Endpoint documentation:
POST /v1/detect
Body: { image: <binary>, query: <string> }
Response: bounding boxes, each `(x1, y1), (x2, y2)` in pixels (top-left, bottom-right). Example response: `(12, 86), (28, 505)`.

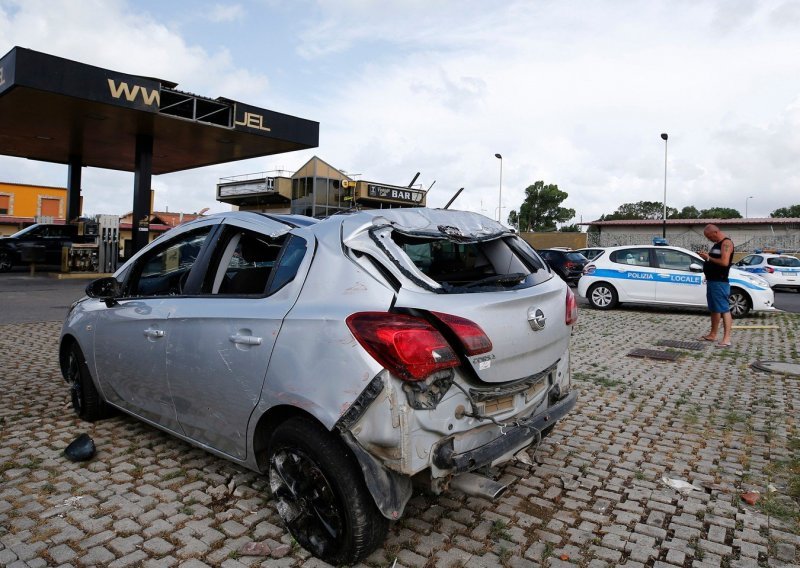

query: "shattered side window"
(390, 232), (541, 291)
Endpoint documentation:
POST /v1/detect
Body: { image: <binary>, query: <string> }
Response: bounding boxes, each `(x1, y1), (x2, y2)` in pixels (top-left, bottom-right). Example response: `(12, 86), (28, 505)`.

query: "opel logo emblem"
(528, 308), (546, 331)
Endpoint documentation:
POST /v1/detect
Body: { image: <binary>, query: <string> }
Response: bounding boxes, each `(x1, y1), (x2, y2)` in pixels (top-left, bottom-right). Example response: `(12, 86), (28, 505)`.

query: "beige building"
(217, 156), (426, 217)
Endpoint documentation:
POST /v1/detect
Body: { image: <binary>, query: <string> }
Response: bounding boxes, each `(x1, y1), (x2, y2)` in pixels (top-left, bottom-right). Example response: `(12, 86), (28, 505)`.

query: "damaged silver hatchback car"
(60, 208), (577, 564)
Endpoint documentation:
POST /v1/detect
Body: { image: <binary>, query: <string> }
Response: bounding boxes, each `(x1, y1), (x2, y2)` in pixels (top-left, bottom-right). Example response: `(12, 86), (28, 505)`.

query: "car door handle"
(229, 334), (262, 346)
(143, 328), (165, 338)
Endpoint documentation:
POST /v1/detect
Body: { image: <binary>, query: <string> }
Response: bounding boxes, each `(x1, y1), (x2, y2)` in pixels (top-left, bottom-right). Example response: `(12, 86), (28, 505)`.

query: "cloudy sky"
(1, 0), (799, 223)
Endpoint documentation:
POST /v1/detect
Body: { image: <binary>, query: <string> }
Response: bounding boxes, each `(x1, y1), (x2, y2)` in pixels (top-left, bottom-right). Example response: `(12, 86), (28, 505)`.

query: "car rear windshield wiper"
(461, 272), (527, 289)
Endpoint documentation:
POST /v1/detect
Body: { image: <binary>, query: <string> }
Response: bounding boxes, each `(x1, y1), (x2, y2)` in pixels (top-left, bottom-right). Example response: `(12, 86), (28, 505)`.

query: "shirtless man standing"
(698, 224), (735, 347)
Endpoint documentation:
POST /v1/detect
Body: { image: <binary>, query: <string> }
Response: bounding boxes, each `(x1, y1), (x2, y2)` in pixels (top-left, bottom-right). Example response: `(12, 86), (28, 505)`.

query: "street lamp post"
(660, 133), (668, 239)
(495, 153), (503, 222)
(745, 195), (754, 218)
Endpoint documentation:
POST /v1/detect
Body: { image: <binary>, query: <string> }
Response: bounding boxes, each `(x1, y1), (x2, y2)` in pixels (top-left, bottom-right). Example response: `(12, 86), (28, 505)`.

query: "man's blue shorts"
(706, 280), (731, 313)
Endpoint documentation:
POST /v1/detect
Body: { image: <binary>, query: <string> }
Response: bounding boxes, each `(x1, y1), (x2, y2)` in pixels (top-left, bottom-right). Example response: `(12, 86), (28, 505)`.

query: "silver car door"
(93, 224), (215, 431)
(165, 217), (307, 460)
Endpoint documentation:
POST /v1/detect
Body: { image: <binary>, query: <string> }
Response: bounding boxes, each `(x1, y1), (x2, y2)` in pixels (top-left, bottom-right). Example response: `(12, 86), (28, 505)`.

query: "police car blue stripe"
(729, 277), (768, 291)
(591, 268), (701, 285)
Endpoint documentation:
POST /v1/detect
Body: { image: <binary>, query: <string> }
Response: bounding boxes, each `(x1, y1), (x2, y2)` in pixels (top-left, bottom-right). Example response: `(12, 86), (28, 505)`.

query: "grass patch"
(489, 520), (511, 542)
(160, 468), (187, 481)
(541, 542), (554, 561)
(573, 371), (622, 388)
(757, 494), (799, 527)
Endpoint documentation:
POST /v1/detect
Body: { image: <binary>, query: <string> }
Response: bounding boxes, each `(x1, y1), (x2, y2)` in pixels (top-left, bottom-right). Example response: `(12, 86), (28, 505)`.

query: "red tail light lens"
(565, 287), (578, 325)
(765, 267), (774, 273)
(346, 312), (459, 381)
(430, 311), (493, 355)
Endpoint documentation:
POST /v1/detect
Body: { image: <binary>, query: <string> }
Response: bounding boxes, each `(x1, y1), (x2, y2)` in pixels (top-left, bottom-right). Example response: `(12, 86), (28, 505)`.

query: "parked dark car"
(537, 248), (588, 285)
(0, 223), (91, 271)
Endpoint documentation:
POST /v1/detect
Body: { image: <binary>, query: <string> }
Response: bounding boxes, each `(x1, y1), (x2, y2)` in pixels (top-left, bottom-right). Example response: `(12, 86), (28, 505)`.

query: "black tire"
(268, 416), (389, 565)
(728, 287), (751, 318)
(0, 251), (12, 272)
(587, 282), (619, 310)
(62, 342), (109, 422)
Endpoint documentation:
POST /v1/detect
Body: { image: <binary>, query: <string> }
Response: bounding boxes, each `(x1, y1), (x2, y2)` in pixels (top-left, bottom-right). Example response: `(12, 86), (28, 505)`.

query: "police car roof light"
(652, 237), (668, 246)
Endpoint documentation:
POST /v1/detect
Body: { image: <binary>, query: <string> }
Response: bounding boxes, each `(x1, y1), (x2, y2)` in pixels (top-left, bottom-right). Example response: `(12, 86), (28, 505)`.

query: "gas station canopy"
(0, 46), (319, 254)
(0, 47), (319, 174)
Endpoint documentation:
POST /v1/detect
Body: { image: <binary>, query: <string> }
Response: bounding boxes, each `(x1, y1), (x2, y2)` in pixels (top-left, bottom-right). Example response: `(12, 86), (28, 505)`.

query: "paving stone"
(143, 537), (174, 555)
(2, 311), (799, 567)
(775, 542), (796, 563)
(46, 544), (76, 564)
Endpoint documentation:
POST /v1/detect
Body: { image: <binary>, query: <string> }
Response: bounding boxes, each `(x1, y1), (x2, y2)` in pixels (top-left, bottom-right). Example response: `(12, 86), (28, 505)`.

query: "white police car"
(735, 251), (800, 292)
(577, 245), (774, 318)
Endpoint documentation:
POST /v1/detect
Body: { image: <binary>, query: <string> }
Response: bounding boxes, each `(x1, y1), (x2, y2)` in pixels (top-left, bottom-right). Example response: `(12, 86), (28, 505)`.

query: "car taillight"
(346, 312), (459, 382)
(583, 264), (595, 275)
(430, 311), (493, 355)
(565, 287), (578, 326)
(765, 267), (774, 273)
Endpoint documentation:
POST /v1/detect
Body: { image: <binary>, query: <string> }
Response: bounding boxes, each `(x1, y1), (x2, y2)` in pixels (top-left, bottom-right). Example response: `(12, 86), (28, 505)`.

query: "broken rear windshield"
(390, 232), (544, 292)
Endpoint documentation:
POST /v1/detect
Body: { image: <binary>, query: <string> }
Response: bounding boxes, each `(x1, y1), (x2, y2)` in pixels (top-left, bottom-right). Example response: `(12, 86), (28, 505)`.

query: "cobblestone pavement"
(1, 307), (798, 568)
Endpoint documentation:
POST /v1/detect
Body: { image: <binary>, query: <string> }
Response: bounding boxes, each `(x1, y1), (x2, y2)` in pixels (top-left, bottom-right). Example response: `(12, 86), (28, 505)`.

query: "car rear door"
(164, 216), (309, 460)
(602, 248), (657, 301)
(652, 247), (705, 306)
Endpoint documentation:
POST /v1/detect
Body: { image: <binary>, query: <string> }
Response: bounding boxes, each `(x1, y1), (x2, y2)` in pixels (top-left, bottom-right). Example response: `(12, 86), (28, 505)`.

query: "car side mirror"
(86, 277), (121, 306)
(689, 263), (703, 272)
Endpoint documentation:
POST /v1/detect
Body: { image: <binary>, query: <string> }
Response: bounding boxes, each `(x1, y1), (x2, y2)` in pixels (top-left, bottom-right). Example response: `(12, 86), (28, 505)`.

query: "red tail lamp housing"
(565, 287), (578, 326)
(430, 311), (493, 355)
(346, 312), (459, 381)
(346, 311), (494, 381)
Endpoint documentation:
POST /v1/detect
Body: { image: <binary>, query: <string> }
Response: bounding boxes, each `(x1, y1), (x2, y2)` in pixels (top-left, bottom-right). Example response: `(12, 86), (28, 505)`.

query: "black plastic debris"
(64, 433), (96, 462)
(657, 339), (707, 351)
(627, 348), (681, 361)
(751, 360), (800, 377)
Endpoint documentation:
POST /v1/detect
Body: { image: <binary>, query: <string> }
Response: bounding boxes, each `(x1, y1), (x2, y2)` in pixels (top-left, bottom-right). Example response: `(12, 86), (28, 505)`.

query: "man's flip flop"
(715, 342), (731, 348)
(698, 336), (715, 341)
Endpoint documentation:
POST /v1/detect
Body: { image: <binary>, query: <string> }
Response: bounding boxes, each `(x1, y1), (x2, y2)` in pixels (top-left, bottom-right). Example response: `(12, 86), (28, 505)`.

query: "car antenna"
(443, 187), (464, 210)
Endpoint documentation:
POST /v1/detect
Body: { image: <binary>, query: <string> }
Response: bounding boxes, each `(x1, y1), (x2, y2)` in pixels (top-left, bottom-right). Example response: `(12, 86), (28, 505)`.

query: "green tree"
(509, 181), (575, 232)
(698, 207), (741, 219)
(676, 205), (701, 218)
(605, 201), (677, 220)
(771, 204), (800, 217)
(558, 223), (581, 232)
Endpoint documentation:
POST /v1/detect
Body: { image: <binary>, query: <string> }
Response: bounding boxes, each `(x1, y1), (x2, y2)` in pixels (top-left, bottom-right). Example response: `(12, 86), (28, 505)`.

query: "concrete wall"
(519, 232), (588, 250)
(589, 224), (800, 253)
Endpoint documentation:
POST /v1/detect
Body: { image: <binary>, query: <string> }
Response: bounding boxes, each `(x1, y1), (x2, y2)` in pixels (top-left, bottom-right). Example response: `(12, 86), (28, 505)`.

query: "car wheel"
(63, 342), (110, 422)
(587, 283), (619, 310)
(268, 416), (389, 565)
(0, 251), (12, 272)
(728, 288), (751, 318)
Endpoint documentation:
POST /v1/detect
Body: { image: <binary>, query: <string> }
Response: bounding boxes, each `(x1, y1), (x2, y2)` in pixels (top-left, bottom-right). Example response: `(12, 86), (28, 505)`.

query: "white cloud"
(206, 3), (245, 23)
(1, 0), (800, 222)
